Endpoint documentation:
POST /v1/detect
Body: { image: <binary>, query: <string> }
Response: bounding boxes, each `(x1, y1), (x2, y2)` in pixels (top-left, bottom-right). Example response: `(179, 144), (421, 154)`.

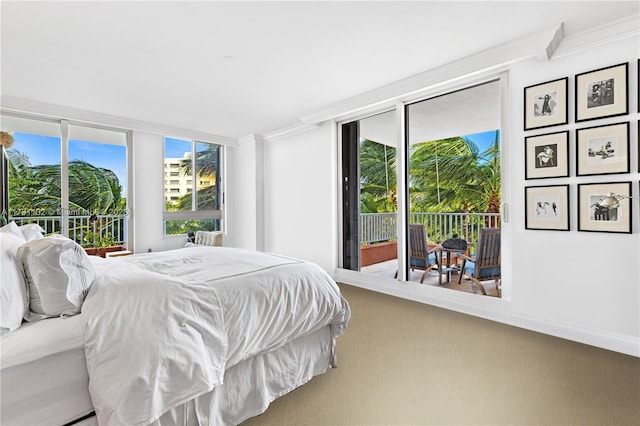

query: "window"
(1, 114), (129, 248)
(340, 79), (502, 296)
(163, 137), (223, 235)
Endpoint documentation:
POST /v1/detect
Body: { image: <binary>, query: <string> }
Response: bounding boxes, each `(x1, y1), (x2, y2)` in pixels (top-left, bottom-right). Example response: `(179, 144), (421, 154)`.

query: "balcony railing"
(361, 212), (501, 247)
(11, 215), (127, 246)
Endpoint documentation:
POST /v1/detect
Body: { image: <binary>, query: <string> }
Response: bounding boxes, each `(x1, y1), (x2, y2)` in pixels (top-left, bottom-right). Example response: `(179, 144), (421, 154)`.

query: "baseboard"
(334, 269), (640, 358)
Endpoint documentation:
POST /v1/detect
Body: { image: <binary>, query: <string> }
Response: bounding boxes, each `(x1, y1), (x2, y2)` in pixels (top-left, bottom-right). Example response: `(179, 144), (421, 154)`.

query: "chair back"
(442, 237), (468, 252)
(408, 224), (428, 259)
(474, 228), (501, 278)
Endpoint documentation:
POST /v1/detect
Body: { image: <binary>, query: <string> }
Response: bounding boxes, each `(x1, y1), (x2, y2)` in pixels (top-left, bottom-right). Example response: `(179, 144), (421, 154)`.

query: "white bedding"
(84, 247), (350, 426)
(1, 315), (94, 426)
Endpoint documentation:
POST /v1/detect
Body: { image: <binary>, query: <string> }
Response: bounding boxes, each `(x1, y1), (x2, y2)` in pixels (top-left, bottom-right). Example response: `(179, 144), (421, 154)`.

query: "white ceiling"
(1, 1), (638, 139)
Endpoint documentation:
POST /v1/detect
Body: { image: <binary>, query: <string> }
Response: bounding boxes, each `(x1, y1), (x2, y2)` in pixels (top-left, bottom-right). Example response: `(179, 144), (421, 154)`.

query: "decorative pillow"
(0, 232), (28, 331)
(18, 236), (96, 320)
(0, 221), (27, 243)
(19, 223), (45, 241)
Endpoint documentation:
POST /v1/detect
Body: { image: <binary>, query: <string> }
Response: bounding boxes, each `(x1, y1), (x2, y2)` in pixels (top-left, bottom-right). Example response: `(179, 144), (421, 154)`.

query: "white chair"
(185, 230), (222, 247)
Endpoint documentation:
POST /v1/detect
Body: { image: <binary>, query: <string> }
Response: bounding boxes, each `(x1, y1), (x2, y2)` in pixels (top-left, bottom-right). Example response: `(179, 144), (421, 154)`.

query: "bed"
(1, 226), (351, 426)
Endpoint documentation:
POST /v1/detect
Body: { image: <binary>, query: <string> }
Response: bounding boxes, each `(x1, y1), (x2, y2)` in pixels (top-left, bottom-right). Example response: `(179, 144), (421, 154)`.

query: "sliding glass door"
(341, 110), (398, 277)
(340, 79), (503, 296)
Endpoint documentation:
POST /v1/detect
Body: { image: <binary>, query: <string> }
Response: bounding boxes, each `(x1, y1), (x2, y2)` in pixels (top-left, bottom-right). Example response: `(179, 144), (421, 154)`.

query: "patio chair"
(395, 224), (437, 283)
(457, 228), (501, 296)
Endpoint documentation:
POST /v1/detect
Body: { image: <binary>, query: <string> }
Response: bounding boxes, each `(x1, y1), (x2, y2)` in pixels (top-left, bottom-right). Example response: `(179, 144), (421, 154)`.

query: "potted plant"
(82, 231), (126, 257)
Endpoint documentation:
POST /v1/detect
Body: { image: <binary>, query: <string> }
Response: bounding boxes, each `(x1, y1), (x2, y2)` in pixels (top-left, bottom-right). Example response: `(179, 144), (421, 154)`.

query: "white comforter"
(82, 247), (350, 426)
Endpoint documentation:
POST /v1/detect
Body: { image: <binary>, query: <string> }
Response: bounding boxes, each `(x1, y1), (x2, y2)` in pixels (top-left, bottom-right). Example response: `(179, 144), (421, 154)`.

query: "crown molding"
(0, 96), (238, 147)
(553, 14), (640, 59)
(299, 13), (637, 126)
(298, 23), (564, 125)
(237, 133), (264, 147)
(261, 122), (320, 143)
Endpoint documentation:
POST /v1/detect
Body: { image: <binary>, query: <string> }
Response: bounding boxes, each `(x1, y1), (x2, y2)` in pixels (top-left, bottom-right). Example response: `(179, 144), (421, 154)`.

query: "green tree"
(408, 132), (500, 214)
(166, 143), (220, 212)
(7, 149), (126, 244)
(359, 131), (501, 215)
(359, 139), (397, 213)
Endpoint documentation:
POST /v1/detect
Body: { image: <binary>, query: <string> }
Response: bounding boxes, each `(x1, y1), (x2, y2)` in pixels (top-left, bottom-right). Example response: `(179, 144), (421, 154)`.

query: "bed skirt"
(68, 325), (334, 426)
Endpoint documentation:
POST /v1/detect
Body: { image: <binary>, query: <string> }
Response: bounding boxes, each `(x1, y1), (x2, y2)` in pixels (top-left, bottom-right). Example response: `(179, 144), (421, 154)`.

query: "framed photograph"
(576, 122), (629, 176)
(525, 131), (569, 179)
(577, 181), (632, 234)
(524, 77), (568, 131)
(525, 185), (570, 231)
(575, 62), (628, 122)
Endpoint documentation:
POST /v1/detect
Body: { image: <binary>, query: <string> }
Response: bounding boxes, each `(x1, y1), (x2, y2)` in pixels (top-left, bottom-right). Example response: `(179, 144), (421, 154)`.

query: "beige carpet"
(242, 284), (640, 425)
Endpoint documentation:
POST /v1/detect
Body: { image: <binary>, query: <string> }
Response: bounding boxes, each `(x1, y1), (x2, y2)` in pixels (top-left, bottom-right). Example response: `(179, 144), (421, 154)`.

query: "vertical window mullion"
(60, 120), (69, 237)
(191, 141), (197, 211)
(396, 102), (408, 282)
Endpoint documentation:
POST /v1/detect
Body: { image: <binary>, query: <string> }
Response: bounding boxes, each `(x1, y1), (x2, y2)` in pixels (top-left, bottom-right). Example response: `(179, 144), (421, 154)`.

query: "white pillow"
(0, 232), (28, 331)
(0, 221), (27, 243)
(19, 223), (45, 241)
(19, 236), (96, 320)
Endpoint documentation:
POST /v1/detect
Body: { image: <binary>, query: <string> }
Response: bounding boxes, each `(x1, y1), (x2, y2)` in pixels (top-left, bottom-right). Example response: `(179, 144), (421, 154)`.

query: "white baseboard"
(334, 269), (639, 358)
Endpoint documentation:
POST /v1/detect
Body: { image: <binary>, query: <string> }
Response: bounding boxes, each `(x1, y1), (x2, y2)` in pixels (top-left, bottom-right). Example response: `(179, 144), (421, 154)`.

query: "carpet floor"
(242, 284), (640, 425)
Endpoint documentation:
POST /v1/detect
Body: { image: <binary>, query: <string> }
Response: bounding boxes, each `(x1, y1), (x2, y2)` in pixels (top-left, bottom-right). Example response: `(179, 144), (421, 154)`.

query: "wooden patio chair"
(457, 228), (501, 296)
(395, 224), (437, 283)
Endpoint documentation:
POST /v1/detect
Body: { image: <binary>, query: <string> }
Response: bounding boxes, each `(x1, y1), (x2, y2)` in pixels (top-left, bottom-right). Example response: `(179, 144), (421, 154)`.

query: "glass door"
(405, 80), (501, 293)
(341, 110), (398, 278)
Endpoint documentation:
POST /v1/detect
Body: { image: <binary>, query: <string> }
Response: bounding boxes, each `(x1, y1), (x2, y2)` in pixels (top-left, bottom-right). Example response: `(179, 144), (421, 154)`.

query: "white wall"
(259, 36), (639, 355)
(131, 131), (185, 253)
(508, 36), (639, 340)
(225, 139), (258, 250)
(262, 122), (337, 271)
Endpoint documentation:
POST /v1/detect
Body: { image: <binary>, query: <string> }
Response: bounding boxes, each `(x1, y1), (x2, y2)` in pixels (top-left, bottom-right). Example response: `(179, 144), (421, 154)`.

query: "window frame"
(162, 137), (225, 235)
(336, 72), (510, 298)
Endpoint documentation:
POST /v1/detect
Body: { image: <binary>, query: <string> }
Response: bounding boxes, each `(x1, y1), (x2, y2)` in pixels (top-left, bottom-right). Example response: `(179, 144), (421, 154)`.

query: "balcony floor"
(361, 259), (500, 297)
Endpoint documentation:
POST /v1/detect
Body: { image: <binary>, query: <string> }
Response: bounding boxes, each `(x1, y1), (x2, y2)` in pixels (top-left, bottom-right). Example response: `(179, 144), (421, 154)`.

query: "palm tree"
(359, 139), (397, 213)
(172, 143), (220, 212)
(7, 149), (126, 243)
(179, 144), (220, 178)
(408, 132), (500, 214)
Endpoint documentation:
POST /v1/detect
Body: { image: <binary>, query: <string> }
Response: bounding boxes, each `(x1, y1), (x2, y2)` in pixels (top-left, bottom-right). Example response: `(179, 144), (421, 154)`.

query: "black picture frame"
(525, 130), (569, 179)
(575, 62), (628, 123)
(577, 181), (632, 234)
(525, 184), (570, 231)
(524, 77), (568, 131)
(576, 122), (629, 176)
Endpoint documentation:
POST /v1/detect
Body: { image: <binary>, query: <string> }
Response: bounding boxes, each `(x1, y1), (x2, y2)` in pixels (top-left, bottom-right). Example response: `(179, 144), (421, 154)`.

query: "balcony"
(11, 214), (127, 256)
(359, 212), (500, 293)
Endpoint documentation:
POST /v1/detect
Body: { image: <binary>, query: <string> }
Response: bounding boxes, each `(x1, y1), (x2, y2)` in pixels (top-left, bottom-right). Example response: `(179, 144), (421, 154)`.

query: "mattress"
(1, 314), (94, 426)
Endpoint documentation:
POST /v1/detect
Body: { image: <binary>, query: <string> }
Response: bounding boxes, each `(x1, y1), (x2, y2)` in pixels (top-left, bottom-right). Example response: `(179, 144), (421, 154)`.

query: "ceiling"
(1, 1), (638, 140)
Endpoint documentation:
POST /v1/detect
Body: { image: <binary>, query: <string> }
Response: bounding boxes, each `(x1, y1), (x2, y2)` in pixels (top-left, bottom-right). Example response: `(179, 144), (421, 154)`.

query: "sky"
(465, 129), (500, 153)
(11, 132), (127, 189)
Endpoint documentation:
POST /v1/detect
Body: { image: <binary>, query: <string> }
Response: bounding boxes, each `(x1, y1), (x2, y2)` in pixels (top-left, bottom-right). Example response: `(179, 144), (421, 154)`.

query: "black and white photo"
(525, 131), (569, 179)
(525, 185), (570, 231)
(576, 122), (629, 176)
(524, 77), (568, 131)
(578, 182), (632, 233)
(575, 62), (628, 122)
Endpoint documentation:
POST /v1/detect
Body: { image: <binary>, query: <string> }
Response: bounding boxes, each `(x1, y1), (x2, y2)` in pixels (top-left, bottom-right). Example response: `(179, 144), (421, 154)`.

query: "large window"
(340, 79), (502, 296)
(163, 137), (223, 235)
(1, 114), (129, 248)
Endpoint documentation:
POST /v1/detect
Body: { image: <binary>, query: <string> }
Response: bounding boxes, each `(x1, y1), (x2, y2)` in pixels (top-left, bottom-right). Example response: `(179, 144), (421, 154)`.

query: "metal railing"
(360, 212), (501, 247)
(11, 215), (127, 246)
